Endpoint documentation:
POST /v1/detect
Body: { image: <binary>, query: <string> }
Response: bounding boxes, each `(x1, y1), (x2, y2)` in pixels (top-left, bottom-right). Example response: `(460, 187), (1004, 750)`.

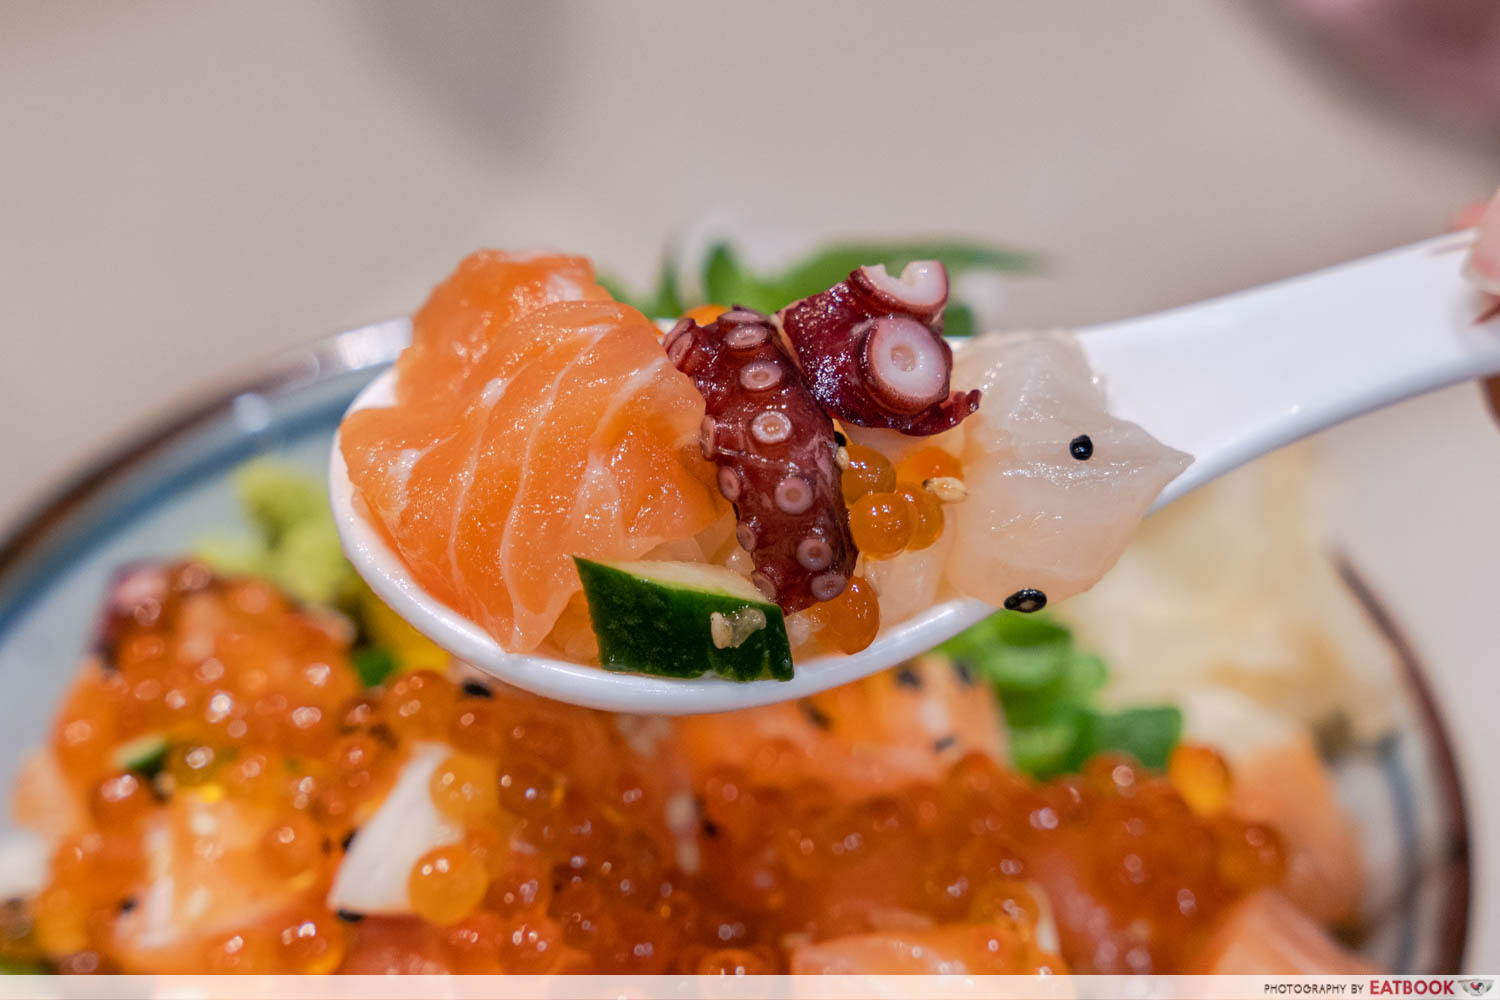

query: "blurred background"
(2, 0), (1500, 962)
(3, 1), (1498, 526)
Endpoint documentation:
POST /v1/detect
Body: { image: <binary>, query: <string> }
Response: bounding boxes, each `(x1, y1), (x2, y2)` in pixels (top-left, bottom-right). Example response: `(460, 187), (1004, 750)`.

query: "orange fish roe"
(896, 446), (963, 483)
(848, 492), (917, 557)
(1169, 743), (1234, 817)
(683, 303), (729, 326)
(839, 444), (896, 503)
(805, 574), (882, 654)
(894, 482), (944, 550)
(409, 846), (489, 926)
(7, 563), (1296, 976)
(841, 446), (950, 563)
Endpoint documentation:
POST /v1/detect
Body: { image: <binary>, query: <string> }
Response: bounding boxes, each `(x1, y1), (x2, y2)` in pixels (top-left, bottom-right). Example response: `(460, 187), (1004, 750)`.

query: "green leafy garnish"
(1071, 706), (1182, 772)
(1009, 718), (1081, 776)
(351, 647), (400, 688)
(605, 237), (1038, 329)
(939, 610), (1180, 778)
(600, 253), (685, 320)
(760, 240), (1036, 314)
(0, 956), (46, 975)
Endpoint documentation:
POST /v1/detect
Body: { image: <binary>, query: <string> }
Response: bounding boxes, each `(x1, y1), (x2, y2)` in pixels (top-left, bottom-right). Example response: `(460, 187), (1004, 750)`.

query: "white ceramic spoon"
(331, 230), (1500, 714)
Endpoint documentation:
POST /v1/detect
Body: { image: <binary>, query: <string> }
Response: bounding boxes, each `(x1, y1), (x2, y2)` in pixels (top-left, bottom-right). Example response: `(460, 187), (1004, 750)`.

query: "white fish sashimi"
(326, 742), (464, 916)
(944, 331), (1190, 608)
(863, 527), (956, 626)
(0, 828), (49, 901)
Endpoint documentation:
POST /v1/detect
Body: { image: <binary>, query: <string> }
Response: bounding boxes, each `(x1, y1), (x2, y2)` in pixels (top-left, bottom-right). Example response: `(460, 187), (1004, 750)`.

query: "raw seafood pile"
(0, 562), (1372, 975)
(339, 250), (1189, 678)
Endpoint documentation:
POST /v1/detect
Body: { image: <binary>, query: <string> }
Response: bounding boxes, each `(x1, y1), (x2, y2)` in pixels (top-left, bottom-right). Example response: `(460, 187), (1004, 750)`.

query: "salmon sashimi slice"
(1228, 731), (1364, 929)
(790, 921), (1065, 974)
(676, 657), (1006, 799)
(111, 791), (318, 973)
(395, 250), (610, 406)
(1189, 889), (1375, 974)
(341, 254), (720, 652)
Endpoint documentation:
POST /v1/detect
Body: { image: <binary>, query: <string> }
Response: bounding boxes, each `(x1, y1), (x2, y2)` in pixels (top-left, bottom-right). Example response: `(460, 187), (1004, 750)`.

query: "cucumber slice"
(113, 733), (168, 777)
(573, 558), (793, 682)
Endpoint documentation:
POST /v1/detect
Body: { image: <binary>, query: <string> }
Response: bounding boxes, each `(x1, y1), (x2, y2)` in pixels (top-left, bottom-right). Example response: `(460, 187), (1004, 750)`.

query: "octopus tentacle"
(776, 260), (981, 435)
(666, 310), (857, 613)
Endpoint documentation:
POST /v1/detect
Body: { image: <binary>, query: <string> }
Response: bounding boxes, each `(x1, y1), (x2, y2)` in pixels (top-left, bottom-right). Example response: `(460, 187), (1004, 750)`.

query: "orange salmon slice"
(791, 921), (1064, 974)
(341, 252), (720, 651)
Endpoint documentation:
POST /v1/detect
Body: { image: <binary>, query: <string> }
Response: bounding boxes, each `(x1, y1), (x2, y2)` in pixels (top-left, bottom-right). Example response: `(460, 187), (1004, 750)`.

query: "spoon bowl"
(331, 231), (1500, 713)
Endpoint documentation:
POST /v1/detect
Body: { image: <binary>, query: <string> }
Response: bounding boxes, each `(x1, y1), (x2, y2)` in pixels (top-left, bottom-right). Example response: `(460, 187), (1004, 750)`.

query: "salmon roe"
(894, 482), (944, 550)
(409, 845), (489, 926)
(6, 561), (1298, 976)
(430, 754), (499, 823)
(840, 444), (896, 503)
(683, 303), (729, 326)
(848, 492), (916, 557)
(1169, 744), (1234, 817)
(842, 447), (951, 561)
(276, 910), (347, 974)
(806, 574), (881, 654)
(896, 446), (963, 483)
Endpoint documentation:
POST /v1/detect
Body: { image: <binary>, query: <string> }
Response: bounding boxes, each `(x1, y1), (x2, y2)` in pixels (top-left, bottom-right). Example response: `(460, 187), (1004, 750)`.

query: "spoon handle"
(1075, 230), (1500, 509)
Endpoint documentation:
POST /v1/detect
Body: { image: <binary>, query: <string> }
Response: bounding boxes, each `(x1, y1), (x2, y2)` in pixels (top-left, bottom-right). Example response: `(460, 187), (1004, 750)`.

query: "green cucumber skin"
(114, 734), (169, 777)
(574, 559), (793, 682)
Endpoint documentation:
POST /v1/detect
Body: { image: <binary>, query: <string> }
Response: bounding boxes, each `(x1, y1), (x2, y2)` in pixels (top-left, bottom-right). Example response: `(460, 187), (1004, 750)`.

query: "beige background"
(1, 0), (1497, 967)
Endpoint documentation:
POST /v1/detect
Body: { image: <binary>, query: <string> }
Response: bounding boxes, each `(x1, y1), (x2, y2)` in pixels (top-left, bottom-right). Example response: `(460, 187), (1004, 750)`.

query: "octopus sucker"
(852, 260), (949, 318)
(776, 260), (981, 435)
(667, 311), (858, 613)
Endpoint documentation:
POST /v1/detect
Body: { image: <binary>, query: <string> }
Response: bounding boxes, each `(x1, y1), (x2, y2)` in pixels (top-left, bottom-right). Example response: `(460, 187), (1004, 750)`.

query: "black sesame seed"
(954, 661), (976, 686)
(701, 819), (720, 838)
(1069, 434), (1093, 460)
(460, 680), (494, 699)
(798, 700), (833, 731)
(341, 829), (358, 852)
(894, 666), (923, 690)
(1003, 588), (1048, 614)
(933, 735), (958, 753)
(117, 897), (138, 914)
(336, 909), (366, 923)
